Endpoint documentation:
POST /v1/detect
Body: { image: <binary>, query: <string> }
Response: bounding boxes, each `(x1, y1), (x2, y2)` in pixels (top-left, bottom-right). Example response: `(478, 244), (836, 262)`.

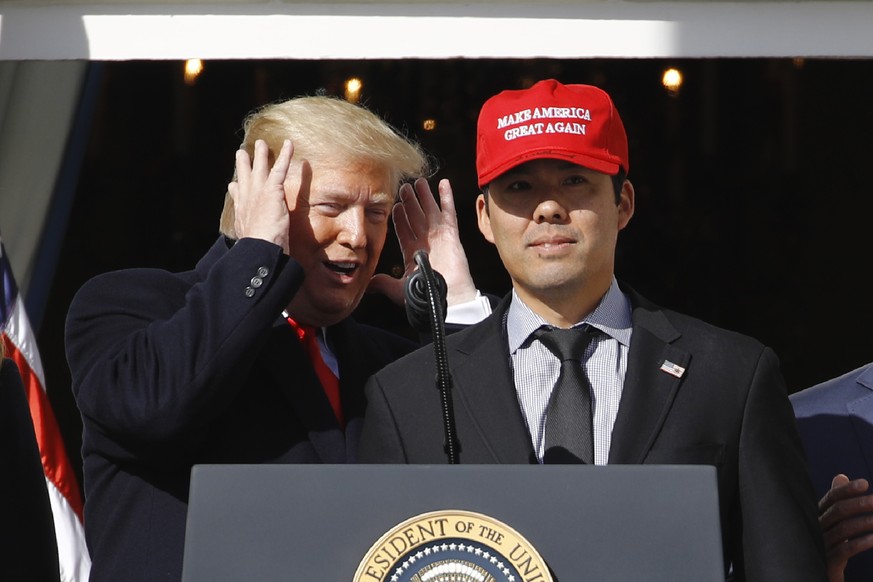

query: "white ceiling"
(2, 1), (873, 60)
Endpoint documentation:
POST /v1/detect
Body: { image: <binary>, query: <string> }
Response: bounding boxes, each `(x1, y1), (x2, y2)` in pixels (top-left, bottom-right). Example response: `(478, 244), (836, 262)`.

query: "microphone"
(404, 252), (448, 333)
(403, 250), (460, 464)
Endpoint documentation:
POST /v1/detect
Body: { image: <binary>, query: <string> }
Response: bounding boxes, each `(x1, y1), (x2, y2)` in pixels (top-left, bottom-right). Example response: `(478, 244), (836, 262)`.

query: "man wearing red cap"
(359, 79), (827, 581)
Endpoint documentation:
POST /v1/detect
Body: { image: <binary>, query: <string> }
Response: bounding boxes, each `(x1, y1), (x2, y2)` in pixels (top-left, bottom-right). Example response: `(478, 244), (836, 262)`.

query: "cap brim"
(478, 148), (622, 188)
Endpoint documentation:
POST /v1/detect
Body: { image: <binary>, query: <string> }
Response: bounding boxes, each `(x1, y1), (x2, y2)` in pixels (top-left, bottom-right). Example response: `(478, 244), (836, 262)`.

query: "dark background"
(35, 58), (873, 486)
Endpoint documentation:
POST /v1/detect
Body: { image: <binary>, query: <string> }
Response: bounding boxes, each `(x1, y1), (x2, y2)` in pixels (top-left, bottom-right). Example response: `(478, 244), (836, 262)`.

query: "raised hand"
(369, 177), (477, 307)
(227, 139), (294, 254)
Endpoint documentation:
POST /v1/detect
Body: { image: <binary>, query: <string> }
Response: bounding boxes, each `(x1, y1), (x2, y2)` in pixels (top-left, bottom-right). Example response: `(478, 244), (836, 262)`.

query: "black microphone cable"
(404, 250), (460, 464)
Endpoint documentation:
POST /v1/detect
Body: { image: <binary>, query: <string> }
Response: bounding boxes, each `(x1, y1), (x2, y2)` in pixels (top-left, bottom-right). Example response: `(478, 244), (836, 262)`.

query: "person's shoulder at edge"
(792, 362), (873, 406)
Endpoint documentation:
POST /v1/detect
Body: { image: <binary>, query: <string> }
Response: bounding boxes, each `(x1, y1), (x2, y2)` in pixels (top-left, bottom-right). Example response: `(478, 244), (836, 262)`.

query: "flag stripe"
(2, 238), (91, 581)
(2, 289), (85, 518)
(6, 339), (85, 518)
(46, 477), (92, 582)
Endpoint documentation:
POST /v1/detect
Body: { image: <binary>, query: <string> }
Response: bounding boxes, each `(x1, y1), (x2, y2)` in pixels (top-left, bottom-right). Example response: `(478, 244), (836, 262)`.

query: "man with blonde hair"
(66, 95), (477, 581)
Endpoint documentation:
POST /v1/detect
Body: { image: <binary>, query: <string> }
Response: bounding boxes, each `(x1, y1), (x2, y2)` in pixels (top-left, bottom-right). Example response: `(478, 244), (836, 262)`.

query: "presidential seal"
(354, 510), (553, 582)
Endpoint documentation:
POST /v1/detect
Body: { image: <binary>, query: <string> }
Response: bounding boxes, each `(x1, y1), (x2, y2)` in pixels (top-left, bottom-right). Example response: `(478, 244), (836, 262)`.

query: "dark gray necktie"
(535, 325), (597, 464)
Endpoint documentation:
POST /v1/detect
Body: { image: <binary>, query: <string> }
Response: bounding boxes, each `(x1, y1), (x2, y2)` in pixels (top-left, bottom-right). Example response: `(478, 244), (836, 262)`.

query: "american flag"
(1, 237), (91, 581)
(659, 359), (686, 379)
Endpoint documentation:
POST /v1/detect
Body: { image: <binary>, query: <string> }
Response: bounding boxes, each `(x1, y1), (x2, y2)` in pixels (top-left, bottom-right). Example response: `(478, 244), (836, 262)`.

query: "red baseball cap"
(476, 79), (629, 187)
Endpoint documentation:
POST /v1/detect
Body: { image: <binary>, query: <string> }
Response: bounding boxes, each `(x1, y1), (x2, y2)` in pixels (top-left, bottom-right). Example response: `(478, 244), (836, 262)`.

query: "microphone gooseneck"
(404, 250), (460, 464)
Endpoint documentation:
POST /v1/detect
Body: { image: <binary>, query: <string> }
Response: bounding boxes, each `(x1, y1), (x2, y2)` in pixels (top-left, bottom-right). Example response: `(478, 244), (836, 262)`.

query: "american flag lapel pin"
(660, 360), (686, 378)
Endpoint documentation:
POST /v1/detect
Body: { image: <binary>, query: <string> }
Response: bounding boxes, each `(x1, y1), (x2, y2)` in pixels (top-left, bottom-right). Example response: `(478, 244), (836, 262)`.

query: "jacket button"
(257, 266), (269, 277)
(250, 276), (263, 288)
(244, 286), (255, 298)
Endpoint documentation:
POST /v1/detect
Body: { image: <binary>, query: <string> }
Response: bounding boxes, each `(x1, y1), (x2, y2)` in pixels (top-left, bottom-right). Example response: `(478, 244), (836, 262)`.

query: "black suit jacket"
(359, 288), (827, 582)
(65, 236), (416, 582)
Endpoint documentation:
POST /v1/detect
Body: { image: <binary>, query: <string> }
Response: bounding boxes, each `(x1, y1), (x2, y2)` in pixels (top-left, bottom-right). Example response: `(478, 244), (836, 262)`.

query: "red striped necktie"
(285, 317), (344, 427)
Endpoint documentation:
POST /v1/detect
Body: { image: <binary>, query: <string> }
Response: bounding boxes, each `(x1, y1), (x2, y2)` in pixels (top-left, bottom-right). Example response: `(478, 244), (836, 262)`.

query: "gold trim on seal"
(353, 509), (553, 582)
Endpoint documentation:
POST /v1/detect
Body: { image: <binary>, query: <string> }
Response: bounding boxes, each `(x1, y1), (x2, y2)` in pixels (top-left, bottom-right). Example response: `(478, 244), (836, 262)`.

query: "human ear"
(617, 179), (635, 231)
(476, 193), (495, 244)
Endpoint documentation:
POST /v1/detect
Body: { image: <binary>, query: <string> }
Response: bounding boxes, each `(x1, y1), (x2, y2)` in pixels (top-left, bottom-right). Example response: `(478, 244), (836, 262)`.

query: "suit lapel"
(451, 300), (537, 464)
(608, 293), (690, 464)
(261, 321), (347, 463)
(848, 365), (873, 478)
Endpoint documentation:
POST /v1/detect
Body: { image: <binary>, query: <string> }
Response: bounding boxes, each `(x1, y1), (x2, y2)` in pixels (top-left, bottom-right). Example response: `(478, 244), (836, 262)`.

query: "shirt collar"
(506, 277), (633, 354)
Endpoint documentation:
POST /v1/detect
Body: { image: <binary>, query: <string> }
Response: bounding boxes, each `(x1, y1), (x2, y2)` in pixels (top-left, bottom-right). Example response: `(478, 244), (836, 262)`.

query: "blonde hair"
(219, 96), (430, 238)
